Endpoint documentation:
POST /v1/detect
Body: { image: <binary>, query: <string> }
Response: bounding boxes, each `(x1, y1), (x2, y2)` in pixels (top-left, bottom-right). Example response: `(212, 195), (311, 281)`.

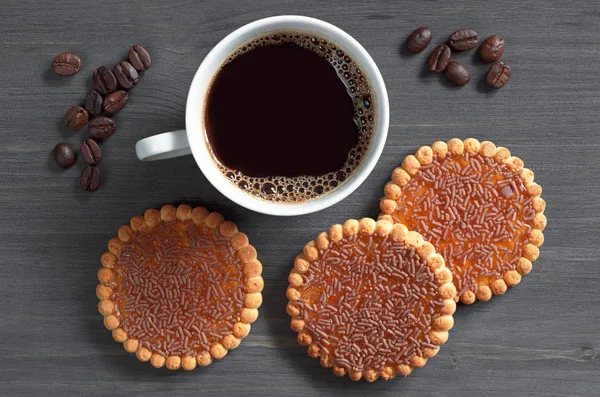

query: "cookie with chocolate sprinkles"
(380, 138), (546, 304)
(96, 204), (263, 370)
(286, 218), (456, 382)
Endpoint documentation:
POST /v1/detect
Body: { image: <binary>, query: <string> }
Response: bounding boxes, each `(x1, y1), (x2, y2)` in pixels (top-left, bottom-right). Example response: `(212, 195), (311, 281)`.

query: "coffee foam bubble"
(212, 31), (376, 204)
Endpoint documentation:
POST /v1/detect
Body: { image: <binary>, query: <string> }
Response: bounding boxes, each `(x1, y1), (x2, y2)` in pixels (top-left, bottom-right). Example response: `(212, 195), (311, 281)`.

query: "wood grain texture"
(0, 0), (599, 395)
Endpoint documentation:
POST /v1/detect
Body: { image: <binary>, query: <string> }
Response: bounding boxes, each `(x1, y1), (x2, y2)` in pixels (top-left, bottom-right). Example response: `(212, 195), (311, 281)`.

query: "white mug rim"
(185, 15), (389, 216)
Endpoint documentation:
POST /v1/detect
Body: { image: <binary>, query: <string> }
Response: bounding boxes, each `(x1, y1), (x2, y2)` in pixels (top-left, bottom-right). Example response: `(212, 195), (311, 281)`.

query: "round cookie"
(96, 204), (263, 369)
(380, 138), (546, 304)
(286, 218), (456, 381)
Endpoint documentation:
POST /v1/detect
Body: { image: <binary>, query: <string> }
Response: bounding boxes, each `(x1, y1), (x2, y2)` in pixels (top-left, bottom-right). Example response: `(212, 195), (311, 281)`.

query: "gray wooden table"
(1, 0), (598, 396)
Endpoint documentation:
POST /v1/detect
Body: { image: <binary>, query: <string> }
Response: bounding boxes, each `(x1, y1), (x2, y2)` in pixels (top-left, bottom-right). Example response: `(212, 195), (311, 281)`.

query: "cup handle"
(135, 129), (192, 161)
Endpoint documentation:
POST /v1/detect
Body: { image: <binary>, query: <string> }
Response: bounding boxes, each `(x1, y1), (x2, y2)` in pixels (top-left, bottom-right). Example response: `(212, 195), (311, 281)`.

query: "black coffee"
(204, 32), (376, 203)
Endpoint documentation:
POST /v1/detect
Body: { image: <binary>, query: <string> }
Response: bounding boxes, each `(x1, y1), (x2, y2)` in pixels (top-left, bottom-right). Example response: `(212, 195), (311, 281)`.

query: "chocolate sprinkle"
(108, 220), (246, 356)
(294, 234), (445, 372)
(392, 153), (535, 296)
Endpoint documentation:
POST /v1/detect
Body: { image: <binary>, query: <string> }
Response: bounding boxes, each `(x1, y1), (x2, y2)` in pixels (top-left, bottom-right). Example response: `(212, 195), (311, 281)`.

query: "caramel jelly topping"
(109, 220), (246, 357)
(291, 234), (445, 372)
(391, 153), (535, 296)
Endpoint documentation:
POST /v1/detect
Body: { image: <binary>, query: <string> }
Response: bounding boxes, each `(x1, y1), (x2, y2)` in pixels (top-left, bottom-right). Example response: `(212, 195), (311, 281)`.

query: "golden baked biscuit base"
(286, 218), (456, 382)
(96, 204), (263, 370)
(379, 138), (546, 304)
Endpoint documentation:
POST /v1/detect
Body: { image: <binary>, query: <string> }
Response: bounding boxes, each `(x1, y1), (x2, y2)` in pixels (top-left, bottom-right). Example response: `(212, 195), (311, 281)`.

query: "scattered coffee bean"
(406, 27), (432, 53)
(80, 139), (102, 165)
(479, 34), (505, 63)
(114, 61), (139, 89)
(444, 61), (471, 86)
(64, 106), (89, 130)
(85, 91), (103, 116)
(53, 143), (76, 168)
(52, 53), (81, 76)
(129, 44), (152, 72)
(103, 90), (128, 113)
(53, 46), (155, 191)
(80, 165), (101, 192)
(93, 66), (118, 95)
(448, 29), (478, 51)
(428, 44), (452, 73)
(486, 61), (511, 88)
(89, 116), (116, 139)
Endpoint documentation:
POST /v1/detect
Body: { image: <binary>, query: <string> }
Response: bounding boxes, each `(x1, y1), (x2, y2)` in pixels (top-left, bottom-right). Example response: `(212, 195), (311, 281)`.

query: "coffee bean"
(93, 66), (118, 95)
(80, 139), (102, 165)
(129, 44), (152, 72)
(53, 143), (76, 168)
(89, 116), (116, 139)
(114, 61), (139, 89)
(448, 29), (478, 51)
(103, 90), (128, 113)
(486, 61), (511, 88)
(444, 61), (471, 86)
(80, 165), (101, 192)
(406, 27), (432, 53)
(85, 91), (103, 116)
(52, 53), (81, 76)
(479, 34), (505, 63)
(428, 44), (452, 73)
(64, 106), (89, 130)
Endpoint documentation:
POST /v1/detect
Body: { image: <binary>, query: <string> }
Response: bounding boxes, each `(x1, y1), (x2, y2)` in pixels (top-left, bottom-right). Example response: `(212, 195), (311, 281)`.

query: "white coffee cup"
(135, 15), (389, 216)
